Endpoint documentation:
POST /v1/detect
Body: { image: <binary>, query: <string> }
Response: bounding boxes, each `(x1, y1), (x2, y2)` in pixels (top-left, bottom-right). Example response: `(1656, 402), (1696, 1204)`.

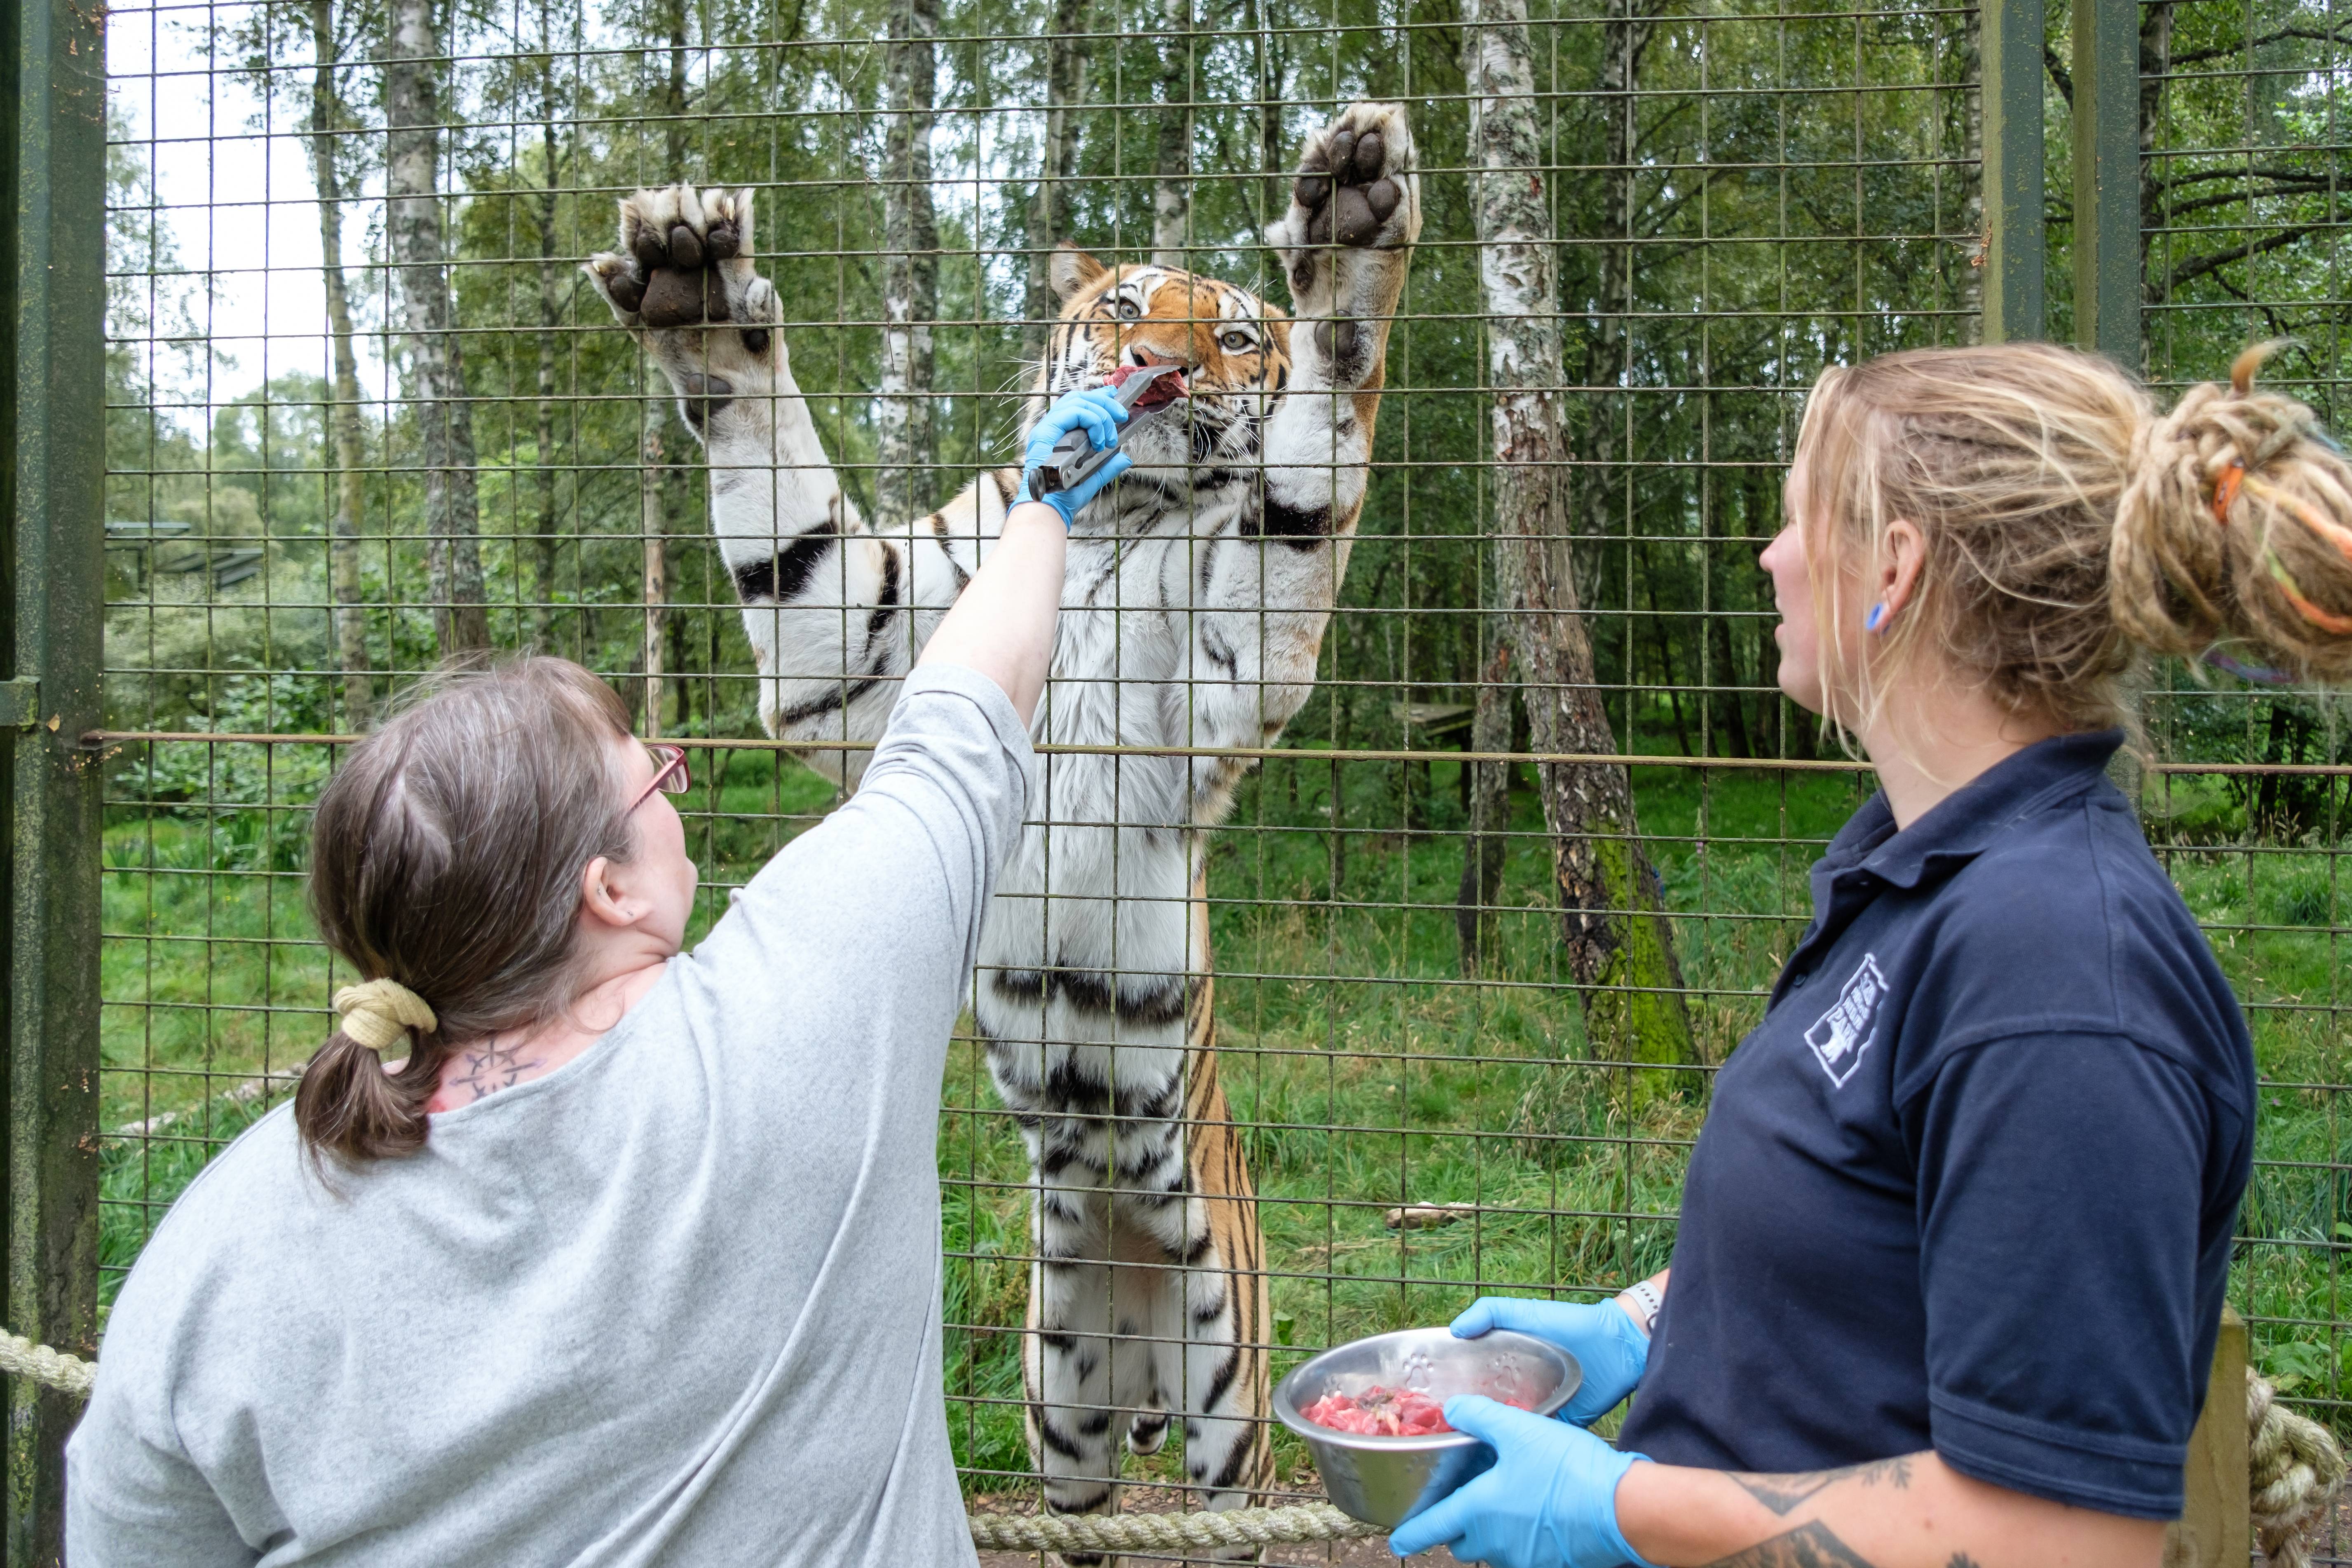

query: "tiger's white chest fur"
(978, 494), (1270, 1180)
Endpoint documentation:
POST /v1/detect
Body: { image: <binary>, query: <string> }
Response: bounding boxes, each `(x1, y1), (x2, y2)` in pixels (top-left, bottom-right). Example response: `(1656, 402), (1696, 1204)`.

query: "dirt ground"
(972, 1486), (1461, 1568)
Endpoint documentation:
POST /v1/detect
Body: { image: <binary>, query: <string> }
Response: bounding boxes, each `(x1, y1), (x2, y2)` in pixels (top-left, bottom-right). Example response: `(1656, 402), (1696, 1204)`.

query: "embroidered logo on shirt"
(1803, 954), (1887, 1087)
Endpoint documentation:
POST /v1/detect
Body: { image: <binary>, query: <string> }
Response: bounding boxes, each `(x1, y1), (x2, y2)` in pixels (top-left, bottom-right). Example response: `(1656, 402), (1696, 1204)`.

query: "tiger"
(583, 100), (1421, 1562)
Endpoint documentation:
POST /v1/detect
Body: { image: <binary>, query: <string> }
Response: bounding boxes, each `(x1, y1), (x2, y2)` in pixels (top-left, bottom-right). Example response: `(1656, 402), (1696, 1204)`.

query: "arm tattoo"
(447, 1039), (548, 1102)
(1702, 1521), (1878, 1568)
(1728, 1456), (1913, 1516)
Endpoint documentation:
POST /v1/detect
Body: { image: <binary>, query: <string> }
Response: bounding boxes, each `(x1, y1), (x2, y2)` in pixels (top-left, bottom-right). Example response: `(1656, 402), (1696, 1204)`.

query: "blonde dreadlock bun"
(2115, 342), (2352, 683)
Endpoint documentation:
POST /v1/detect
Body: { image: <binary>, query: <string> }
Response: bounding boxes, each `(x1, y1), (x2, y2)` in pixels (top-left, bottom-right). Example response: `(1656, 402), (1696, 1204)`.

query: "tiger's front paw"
(584, 185), (776, 356)
(1283, 103), (1419, 253)
(1269, 103), (1420, 384)
(585, 185), (785, 433)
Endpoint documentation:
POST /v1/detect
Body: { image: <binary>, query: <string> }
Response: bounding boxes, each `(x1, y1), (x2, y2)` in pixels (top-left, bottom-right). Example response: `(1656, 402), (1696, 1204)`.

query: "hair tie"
(2264, 552), (2352, 635)
(2212, 462), (2246, 526)
(333, 979), (437, 1053)
(2202, 649), (2295, 685)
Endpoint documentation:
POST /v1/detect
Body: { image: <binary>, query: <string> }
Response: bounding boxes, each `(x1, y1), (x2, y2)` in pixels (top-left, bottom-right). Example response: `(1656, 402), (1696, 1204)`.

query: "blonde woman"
(1396, 345), (2347, 1568)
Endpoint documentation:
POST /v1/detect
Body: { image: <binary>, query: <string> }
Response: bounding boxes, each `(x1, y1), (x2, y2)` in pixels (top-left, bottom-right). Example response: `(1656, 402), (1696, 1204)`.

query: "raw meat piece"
(1299, 1384), (1527, 1437)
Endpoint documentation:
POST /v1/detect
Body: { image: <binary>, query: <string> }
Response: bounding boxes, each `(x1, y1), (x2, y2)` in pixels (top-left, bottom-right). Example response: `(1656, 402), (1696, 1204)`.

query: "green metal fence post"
(2, 0), (108, 1552)
(1980, 0), (2047, 342)
(2072, 0), (2141, 365)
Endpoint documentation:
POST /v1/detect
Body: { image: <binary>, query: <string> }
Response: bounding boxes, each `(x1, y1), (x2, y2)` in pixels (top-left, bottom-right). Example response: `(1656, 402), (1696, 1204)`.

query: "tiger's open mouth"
(1107, 361), (1189, 411)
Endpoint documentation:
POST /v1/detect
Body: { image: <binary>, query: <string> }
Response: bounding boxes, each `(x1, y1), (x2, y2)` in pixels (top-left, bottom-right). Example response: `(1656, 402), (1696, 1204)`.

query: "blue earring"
(1864, 602), (1889, 633)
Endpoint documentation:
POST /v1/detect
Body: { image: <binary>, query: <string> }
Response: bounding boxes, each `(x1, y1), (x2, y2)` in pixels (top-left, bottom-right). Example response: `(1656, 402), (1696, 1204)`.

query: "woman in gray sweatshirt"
(66, 386), (1135, 1566)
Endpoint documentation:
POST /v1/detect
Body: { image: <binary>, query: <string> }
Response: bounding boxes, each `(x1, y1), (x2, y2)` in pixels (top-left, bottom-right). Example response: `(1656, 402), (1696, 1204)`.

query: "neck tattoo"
(447, 1038), (549, 1102)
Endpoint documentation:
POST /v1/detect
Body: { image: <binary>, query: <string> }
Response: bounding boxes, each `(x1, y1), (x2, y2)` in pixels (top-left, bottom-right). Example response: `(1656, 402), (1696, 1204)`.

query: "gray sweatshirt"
(66, 663), (1033, 1567)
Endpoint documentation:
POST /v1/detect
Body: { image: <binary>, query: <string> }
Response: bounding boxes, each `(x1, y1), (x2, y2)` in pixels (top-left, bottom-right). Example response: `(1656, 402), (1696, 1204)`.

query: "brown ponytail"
(1792, 341), (2352, 736)
(298, 656), (638, 1164)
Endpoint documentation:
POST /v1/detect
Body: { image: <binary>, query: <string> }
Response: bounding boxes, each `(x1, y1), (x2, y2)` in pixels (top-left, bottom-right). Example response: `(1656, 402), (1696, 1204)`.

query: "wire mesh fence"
(89, 0), (2352, 1545)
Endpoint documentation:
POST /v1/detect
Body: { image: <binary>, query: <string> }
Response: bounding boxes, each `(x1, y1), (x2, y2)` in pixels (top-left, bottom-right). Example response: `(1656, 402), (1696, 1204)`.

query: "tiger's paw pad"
(1283, 102), (1419, 252)
(584, 185), (772, 351)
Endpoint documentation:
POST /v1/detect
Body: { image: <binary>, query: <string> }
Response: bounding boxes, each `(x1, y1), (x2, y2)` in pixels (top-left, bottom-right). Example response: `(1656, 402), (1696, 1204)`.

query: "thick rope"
(0, 1330), (94, 1400)
(969, 1503), (1374, 1552)
(2250, 1364), (2347, 1568)
(2, 1329), (2338, 1555)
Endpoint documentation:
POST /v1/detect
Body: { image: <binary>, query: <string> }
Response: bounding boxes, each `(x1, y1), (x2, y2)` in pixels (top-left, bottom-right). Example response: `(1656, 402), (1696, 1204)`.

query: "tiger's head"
(1031, 242), (1291, 498)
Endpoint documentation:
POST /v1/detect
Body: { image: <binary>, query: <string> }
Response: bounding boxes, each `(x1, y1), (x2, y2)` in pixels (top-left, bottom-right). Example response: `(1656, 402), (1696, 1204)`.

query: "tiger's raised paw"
(585, 184), (784, 434)
(1272, 103), (1420, 259)
(584, 184), (776, 358)
(1269, 103), (1421, 386)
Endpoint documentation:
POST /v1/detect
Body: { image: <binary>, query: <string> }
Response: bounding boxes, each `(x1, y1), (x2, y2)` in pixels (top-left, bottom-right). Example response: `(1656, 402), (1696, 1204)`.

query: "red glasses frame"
(628, 744), (691, 813)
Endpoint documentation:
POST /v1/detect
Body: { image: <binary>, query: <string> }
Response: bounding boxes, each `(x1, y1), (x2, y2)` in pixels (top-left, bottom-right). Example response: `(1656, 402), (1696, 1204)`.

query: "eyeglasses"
(628, 743), (691, 813)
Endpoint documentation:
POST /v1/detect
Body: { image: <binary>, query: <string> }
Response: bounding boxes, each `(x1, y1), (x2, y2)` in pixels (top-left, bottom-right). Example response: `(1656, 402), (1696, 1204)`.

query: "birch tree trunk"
(1253, 11), (1284, 223)
(1151, 0), (1191, 265)
(640, 0), (688, 724)
(1704, 479), (1752, 759)
(879, 0), (939, 525)
(1024, 0), (1088, 366)
(1566, 0), (1652, 558)
(1456, 637), (1514, 975)
(2136, 0), (2174, 365)
(1591, 0), (1649, 386)
(307, 0), (374, 719)
(643, 426), (668, 725)
(1959, 2), (1984, 330)
(1464, 0), (1699, 1084)
(530, 0), (564, 647)
(385, 0), (490, 654)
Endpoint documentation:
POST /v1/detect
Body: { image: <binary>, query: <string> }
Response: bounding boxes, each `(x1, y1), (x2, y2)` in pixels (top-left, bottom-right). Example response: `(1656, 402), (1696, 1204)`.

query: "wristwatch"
(1620, 1279), (1664, 1337)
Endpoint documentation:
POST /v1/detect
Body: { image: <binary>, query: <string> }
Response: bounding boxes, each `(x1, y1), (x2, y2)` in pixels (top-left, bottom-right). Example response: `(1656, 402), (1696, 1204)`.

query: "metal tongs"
(1025, 363), (1186, 503)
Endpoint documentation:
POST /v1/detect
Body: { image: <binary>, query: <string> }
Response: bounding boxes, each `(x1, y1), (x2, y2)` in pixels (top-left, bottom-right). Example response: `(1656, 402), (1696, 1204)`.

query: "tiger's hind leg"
(1176, 1077), (1274, 1534)
(1024, 1200), (1130, 1568)
(1120, 1257), (1179, 1460)
(1172, 881), (1274, 1558)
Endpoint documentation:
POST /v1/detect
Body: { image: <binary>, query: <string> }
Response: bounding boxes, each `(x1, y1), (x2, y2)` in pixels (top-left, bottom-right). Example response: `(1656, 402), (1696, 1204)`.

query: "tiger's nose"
(1126, 344), (1192, 372)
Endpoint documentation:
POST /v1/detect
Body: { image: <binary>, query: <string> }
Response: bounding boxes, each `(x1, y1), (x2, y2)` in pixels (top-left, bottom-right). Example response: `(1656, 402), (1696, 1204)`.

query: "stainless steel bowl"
(1273, 1327), (1579, 1529)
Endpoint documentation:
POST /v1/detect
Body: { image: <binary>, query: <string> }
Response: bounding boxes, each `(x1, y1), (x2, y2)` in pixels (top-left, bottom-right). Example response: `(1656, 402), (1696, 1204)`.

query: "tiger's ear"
(1050, 242), (1109, 304)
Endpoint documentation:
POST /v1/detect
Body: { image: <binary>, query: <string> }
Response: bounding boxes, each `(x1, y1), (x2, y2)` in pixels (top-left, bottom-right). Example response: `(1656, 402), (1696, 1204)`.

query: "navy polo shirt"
(1618, 729), (2254, 1519)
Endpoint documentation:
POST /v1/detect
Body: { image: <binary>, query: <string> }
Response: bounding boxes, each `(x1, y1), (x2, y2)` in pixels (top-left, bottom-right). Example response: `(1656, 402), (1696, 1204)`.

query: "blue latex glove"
(1388, 1396), (1653, 1568)
(1453, 1297), (1650, 1426)
(1021, 384), (1133, 526)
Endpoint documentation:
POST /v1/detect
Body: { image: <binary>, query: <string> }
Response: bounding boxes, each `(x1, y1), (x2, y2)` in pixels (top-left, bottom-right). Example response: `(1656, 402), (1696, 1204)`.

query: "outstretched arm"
(919, 387), (1131, 723)
(917, 502), (1065, 725)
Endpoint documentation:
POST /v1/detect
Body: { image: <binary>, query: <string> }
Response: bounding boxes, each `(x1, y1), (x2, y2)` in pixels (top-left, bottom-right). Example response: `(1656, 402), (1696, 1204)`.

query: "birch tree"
(305, 0), (375, 717)
(1456, 633), (1513, 974)
(1023, 0), (1088, 366)
(879, 0), (939, 523)
(385, 0), (490, 654)
(526, 0), (567, 646)
(1151, 0), (1191, 265)
(1464, 0), (1698, 1080)
(636, 0), (689, 723)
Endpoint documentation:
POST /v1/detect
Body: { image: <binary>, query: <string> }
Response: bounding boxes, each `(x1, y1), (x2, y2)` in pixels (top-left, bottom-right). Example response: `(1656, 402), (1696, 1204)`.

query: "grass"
(96, 748), (2352, 1490)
